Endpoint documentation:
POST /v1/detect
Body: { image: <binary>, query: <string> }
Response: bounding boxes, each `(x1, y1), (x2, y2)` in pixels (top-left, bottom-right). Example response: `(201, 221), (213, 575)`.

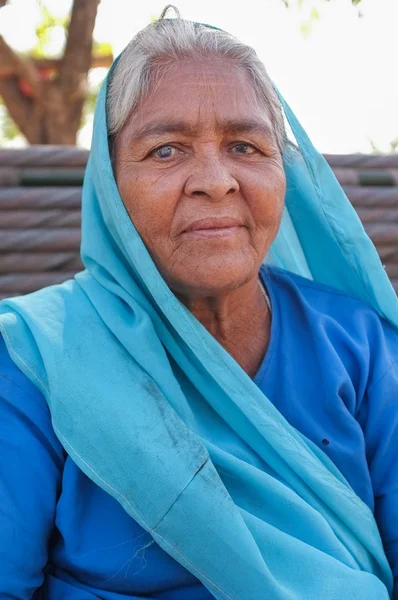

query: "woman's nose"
(184, 155), (240, 201)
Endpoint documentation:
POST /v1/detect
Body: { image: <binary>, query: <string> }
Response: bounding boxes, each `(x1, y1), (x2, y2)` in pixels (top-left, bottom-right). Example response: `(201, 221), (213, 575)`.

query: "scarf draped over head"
(0, 21), (397, 600)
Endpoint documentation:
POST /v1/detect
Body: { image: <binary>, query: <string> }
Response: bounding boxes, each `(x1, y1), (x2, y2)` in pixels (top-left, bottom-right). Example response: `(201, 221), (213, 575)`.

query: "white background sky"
(1, 0), (397, 153)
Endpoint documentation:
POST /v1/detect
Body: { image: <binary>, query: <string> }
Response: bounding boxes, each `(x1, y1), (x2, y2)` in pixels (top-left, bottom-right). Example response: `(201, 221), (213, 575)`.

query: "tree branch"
(0, 36), (41, 97)
(0, 54), (113, 80)
(58, 0), (100, 95)
(0, 78), (38, 142)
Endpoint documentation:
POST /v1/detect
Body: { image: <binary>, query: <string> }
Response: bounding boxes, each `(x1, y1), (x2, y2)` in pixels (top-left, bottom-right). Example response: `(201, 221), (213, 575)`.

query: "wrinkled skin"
(114, 57), (286, 375)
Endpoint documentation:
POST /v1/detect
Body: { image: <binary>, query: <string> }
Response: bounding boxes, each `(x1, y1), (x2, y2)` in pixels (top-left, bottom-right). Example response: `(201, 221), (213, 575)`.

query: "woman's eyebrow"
(131, 119), (274, 142)
(220, 120), (274, 140)
(132, 121), (193, 142)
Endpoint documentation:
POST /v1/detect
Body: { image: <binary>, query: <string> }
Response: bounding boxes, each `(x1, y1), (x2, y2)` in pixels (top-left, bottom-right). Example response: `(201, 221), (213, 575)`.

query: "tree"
(0, 0), (110, 145)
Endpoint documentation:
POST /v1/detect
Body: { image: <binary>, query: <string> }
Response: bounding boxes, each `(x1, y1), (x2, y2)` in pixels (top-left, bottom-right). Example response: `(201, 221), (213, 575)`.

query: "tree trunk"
(0, 0), (101, 145)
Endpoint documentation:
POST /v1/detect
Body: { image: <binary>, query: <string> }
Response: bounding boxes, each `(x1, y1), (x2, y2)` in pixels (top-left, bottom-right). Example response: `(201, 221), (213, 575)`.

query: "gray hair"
(107, 7), (286, 153)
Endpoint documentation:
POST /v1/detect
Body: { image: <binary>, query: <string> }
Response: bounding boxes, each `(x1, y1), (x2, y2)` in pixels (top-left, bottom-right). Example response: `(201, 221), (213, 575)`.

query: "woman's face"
(114, 57), (286, 298)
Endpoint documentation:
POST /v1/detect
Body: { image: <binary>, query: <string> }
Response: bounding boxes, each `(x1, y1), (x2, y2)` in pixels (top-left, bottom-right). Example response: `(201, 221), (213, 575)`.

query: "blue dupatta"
(0, 29), (396, 600)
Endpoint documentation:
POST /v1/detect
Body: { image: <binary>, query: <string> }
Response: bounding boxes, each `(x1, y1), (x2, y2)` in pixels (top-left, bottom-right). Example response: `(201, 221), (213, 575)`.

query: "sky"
(1, 0), (397, 153)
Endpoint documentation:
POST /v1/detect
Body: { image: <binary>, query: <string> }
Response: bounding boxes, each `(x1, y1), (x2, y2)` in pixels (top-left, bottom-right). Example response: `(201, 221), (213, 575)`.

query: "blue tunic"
(1, 266), (398, 599)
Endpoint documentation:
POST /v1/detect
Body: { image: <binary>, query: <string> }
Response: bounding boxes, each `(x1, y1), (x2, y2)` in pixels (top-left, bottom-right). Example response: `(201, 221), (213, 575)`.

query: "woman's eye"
(232, 143), (257, 155)
(152, 145), (175, 159)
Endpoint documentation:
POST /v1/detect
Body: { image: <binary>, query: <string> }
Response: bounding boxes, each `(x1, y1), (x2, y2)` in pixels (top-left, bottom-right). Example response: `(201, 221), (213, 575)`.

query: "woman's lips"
(183, 217), (244, 238)
(184, 226), (242, 238)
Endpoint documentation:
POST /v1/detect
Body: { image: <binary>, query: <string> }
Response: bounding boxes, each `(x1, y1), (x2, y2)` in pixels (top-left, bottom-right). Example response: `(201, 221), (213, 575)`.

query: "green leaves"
(282, 0), (363, 6)
(282, 0), (363, 38)
(92, 41), (112, 56)
(33, 4), (67, 58)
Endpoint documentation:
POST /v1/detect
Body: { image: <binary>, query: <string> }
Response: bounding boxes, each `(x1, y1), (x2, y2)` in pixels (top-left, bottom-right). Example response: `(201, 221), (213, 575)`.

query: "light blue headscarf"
(0, 22), (397, 600)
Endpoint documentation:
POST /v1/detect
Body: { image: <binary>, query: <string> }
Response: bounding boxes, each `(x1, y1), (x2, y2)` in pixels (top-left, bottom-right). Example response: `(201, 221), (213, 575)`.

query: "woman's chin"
(165, 255), (258, 299)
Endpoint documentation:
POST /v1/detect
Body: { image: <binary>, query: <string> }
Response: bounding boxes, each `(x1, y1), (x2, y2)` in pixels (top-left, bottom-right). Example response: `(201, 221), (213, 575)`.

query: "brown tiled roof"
(0, 146), (397, 298)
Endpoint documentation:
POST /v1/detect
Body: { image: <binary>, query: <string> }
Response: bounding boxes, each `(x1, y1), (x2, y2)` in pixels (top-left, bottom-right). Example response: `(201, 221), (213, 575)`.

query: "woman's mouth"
(183, 217), (244, 238)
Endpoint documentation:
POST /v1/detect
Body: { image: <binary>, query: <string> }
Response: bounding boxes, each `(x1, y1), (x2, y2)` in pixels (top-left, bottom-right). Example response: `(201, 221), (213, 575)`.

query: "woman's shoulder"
(263, 264), (394, 329)
(0, 333), (43, 400)
(0, 332), (65, 461)
(263, 265), (398, 386)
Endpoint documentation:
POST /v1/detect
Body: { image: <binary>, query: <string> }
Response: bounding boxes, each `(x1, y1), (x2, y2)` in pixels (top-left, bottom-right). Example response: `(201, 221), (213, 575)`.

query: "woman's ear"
(108, 135), (116, 165)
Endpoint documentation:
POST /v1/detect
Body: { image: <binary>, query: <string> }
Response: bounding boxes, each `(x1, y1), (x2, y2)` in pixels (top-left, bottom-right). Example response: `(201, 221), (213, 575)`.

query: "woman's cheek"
(129, 193), (178, 256)
(261, 166), (285, 218)
(246, 183), (284, 224)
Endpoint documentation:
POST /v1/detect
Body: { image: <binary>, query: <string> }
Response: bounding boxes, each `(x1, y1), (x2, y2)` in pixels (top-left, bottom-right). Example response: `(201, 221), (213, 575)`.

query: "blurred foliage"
(281, 0), (363, 37)
(33, 4), (67, 58)
(299, 6), (320, 37)
(0, 100), (20, 140)
(369, 137), (398, 155)
(282, 0), (362, 6)
(93, 40), (112, 56)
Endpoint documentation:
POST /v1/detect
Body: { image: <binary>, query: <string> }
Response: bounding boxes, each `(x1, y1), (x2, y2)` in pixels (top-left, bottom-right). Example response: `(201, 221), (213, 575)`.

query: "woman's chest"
(258, 348), (374, 509)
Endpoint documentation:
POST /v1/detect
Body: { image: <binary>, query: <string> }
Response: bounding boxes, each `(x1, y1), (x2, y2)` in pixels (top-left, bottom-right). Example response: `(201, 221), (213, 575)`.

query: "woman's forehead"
(123, 58), (274, 141)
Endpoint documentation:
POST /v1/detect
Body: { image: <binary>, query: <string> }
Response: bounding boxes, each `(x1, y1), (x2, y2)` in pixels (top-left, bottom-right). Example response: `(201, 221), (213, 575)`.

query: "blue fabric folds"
(0, 41), (397, 599)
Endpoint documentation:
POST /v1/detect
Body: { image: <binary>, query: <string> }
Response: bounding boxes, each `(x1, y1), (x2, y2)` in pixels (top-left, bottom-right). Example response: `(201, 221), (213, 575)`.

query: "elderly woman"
(1, 9), (398, 600)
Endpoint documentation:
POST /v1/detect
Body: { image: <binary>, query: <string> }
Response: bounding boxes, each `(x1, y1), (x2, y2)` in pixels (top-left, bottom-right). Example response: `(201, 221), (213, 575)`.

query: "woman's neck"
(178, 277), (271, 377)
